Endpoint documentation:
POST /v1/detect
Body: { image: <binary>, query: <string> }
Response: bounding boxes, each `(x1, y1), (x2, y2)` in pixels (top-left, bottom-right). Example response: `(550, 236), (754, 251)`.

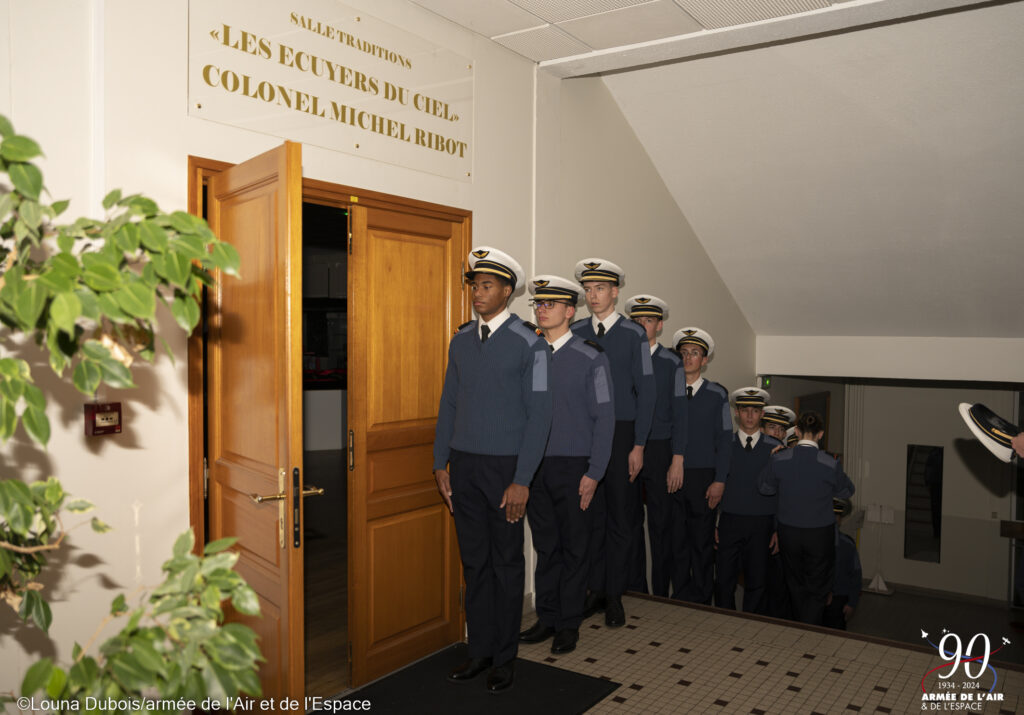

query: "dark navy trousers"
(527, 456), (593, 630)
(638, 438), (673, 597)
(778, 523), (835, 626)
(449, 449), (524, 666)
(670, 467), (716, 603)
(586, 421), (638, 598)
(715, 512), (774, 613)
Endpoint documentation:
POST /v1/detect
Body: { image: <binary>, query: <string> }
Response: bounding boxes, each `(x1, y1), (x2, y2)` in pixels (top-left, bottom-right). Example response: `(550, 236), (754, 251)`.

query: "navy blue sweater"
(834, 529), (862, 607)
(683, 379), (732, 483)
(650, 345), (688, 455)
(571, 314), (655, 446)
(433, 313), (553, 486)
(721, 433), (781, 516)
(758, 445), (855, 528)
(545, 335), (615, 480)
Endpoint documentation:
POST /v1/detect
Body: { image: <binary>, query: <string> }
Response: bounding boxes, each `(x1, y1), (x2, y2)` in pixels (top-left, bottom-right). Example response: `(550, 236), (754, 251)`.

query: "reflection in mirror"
(905, 445), (942, 563)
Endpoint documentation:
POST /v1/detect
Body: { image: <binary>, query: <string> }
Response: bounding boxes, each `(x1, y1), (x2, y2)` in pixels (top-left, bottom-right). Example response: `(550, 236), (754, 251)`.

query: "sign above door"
(189, 0), (474, 181)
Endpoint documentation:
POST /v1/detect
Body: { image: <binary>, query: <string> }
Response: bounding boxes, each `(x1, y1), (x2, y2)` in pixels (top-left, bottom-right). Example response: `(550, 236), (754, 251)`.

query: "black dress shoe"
(551, 628), (579, 654)
(447, 657), (492, 682)
(605, 595), (625, 627)
(519, 621), (555, 643)
(486, 662), (515, 693)
(582, 592), (607, 618)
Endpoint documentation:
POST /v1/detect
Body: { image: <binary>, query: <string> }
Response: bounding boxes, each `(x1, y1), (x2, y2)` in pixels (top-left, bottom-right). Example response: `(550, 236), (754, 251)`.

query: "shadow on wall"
(952, 437), (1012, 498)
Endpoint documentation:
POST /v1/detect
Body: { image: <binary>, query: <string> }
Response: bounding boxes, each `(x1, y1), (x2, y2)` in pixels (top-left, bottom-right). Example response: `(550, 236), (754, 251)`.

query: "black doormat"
(323, 643), (620, 714)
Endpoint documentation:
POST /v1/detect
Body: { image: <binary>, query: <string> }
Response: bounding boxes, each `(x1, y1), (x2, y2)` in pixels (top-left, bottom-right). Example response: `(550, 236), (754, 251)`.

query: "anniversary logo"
(919, 629), (1010, 711)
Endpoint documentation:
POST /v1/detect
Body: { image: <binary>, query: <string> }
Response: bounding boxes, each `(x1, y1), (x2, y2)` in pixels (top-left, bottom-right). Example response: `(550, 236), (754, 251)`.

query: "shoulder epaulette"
(455, 320), (475, 336)
(816, 451), (839, 468)
(507, 319), (541, 346)
(762, 435), (783, 448)
(583, 339), (604, 352)
(620, 319), (645, 336)
(458, 320), (474, 330)
(706, 381), (728, 398)
(656, 348), (681, 365)
(523, 320), (542, 336)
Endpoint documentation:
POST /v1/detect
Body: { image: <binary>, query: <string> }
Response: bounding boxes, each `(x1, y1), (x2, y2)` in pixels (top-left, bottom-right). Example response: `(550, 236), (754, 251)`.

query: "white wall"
(758, 335), (1024, 383)
(534, 74), (756, 392)
(0, 0), (536, 691)
(848, 384), (1016, 600)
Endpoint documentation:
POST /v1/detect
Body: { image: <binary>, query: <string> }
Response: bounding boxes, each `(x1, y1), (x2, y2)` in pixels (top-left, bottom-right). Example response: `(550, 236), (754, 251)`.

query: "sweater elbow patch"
(532, 351), (548, 392)
(721, 403), (732, 430)
(594, 365), (611, 404)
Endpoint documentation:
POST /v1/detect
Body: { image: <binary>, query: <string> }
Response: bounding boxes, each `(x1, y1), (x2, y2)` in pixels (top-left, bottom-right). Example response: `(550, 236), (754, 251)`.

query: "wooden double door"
(193, 143), (468, 698)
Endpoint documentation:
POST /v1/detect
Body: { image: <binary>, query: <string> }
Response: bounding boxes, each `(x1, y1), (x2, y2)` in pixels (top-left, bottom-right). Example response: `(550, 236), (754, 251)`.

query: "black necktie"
(481, 325), (490, 343)
(549, 344), (554, 352)
(686, 385), (693, 400)
(597, 323), (606, 337)
(745, 436), (753, 451)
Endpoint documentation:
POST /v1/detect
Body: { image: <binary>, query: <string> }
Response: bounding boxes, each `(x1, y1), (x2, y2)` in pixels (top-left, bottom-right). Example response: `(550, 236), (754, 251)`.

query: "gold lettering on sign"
(201, 14), (469, 161)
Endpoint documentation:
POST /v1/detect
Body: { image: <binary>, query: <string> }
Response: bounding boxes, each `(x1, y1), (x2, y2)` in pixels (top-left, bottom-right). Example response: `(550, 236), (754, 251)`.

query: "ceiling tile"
(510, 0), (654, 25)
(493, 24), (593, 61)
(672, 0), (830, 30)
(409, 0), (546, 37)
(558, 0), (703, 50)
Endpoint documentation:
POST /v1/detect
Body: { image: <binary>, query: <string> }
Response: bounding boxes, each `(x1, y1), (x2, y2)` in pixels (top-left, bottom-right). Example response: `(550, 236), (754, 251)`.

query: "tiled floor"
(517, 596), (1024, 714)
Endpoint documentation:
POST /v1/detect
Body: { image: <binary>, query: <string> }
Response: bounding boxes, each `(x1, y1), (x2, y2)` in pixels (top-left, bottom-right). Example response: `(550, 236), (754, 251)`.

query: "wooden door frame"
(186, 152), (472, 664)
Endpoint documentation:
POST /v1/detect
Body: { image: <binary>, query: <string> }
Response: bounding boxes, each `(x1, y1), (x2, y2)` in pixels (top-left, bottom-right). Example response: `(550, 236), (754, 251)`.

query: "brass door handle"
(250, 491), (286, 504)
(302, 485), (325, 497)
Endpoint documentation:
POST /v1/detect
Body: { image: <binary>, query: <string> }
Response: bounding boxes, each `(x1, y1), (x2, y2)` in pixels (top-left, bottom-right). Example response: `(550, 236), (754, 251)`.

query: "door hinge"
(277, 467), (286, 549)
(348, 430), (355, 472)
(348, 232), (353, 255)
(202, 457), (209, 499)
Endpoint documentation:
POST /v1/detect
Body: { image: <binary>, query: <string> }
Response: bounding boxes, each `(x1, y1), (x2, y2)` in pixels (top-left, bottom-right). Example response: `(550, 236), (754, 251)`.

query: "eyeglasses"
(531, 300), (566, 310)
(678, 349), (705, 358)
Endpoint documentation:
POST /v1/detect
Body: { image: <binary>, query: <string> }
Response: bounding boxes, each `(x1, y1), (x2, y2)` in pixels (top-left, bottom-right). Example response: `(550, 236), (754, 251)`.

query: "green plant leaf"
(113, 281), (155, 319)
(126, 195), (158, 216)
(21, 657), (53, 696)
(109, 653), (151, 692)
(45, 666), (67, 699)
(111, 593), (127, 615)
(203, 537), (237, 555)
(82, 261), (122, 293)
(102, 189), (122, 210)
(170, 294), (201, 332)
(36, 270), (73, 294)
(65, 498), (94, 513)
(0, 191), (16, 219)
(15, 281), (47, 328)
(50, 291), (82, 336)
(210, 242), (241, 277)
(22, 405), (51, 446)
(19, 591), (53, 633)
(1, 135), (42, 162)
(51, 199), (69, 216)
(169, 211), (199, 234)
(22, 383), (45, 411)
(171, 233), (207, 260)
(57, 230), (75, 253)
(73, 359), (102, 395)
(231, 586), (260, 616)
(0, 376), (24, 403)
(19, 198), (42, 229)
(91, 516), (112, 533)
(0, 115), (13, 137)
(68, 656), (99, 691)
(139, 221), (168, 252)
(0, 399), (17, 441)
(113, 223), (140, 253)
(8, 162), (43, 200)
(98, 359), (135, 389)
(173, 530), (195, 559)
(95, 292), (131, 323)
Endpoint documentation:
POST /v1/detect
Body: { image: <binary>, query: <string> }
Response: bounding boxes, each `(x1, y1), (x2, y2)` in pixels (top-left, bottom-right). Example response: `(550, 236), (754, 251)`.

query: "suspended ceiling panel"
(559, 0), (704, 49)
(673, 0), (830, 29)
(492, 24), (592, 62)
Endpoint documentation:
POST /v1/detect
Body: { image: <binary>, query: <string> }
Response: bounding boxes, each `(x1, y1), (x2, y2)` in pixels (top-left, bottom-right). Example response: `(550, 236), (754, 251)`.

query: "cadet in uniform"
(626, 294), (686, 598)
(571, 258), (655, 627)
(671, 327), (731, 604)
(715, 387), (781, 614)
(519, 275), (615, 654)
(824, 498), (862, 630)
(761, 405), (796, 444)
(433, 247), (553, 692)
(758, 411), (855, 625)
(761, 405), (795, 618)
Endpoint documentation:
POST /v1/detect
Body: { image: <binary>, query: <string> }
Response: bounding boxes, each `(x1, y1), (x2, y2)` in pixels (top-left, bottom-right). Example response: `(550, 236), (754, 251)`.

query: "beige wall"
(0, 0), (537, 690)
(848, 384), (1016, 600)
(534, 75), (756, 392)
